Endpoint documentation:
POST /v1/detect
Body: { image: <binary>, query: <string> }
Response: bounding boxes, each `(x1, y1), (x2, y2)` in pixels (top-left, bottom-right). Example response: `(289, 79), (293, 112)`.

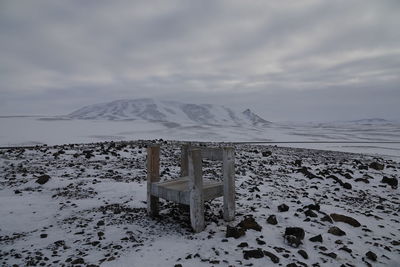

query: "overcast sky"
(1, 0), (399, 121)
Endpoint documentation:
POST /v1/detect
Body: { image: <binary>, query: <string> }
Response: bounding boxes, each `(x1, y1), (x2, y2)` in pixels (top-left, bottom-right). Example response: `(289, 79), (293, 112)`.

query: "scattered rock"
(262, 151), (272, 157)
(339, 246), (352, 254)
(36, 174), (50, 185)
(365, 251), (377, 261)
(267, 215), (278, 225)
(330, 213), (361, 227)
(226, 225), (245, 239)
(328, 226), (346, 236)
(71, 258), (85, 264)
(309, 234), (323, 243)
(237, 216), (262, 231)
(237, 242), (248, 248)
(256, 238), (266, 245)
(278, 204), (289, 212)
(321, 215), (333, 223)
(285, 227), (305, 240)
(40, 233), (48, 238)
(294, 159), (302, 167)
(284, 227), (305, 248)
(381, 176), (398, 188)
(343, 182), (352, 190)
(264, 250), (280, 263)
(243, 248), (264, 260)
(305, 209), (318, 217)
(355, 178), (369, 184)
(297, 167), (322, 179)
(369, 162), (384, 170)
(298, 249), (308, 259)
(320, 252), (337, 259)
(305, 203), (320, 211)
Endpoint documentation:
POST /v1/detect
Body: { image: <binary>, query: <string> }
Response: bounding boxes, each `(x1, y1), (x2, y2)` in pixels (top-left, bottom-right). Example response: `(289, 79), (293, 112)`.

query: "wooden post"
(223, 147), (235, 221)
(180, 143), (189, 177)
(188, 149), (205, 233)
(147, 145), (160, 217)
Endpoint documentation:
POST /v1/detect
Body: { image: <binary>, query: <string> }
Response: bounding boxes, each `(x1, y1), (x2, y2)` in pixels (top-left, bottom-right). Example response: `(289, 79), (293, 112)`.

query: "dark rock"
(267, 215), (278, 225)
(287, 264), (298, 267)
(284, 227), (305, 248)
(297, 167), (321, 179)
(304, 209), (318, 217)
(256, 238), (266, 245)
(243, 249), (264, 260)
(305, 203), (320, 211)
(330, 213), (361, 227)
(14, 190), (22, 194)
(365, 251), (377, 261)
(226, 225), (245, 239)
(369, 162), (384, 170)
(278, 204), (289, 212)
(320, 252), (337, 259)
(298, 249), (308, 259)
(285, 227), (305, 240)
(36, 175), (50, 185)
(309, 234), (323, 243)
(355, 178), (369, 184)
(321, 215), (333, 223)
(174, 264), (183, 267)
(285, 235), (302, 248)
(294, 159), (302, 167)
(40, 234), (47, 238)
(262, 151), (272, 157)
(237, 242), (248, 248)
(71, 258), (85, 264)
(344, 173), (353, 179)
(237, 217), (262, 231)
(328, 226), (346, 236)
(339, 246), (352, 254)
(343, 183), (352, 190)
(381, 176), (398, 188)
(264, 251), (280, 263)
(391, 240), (400, 246)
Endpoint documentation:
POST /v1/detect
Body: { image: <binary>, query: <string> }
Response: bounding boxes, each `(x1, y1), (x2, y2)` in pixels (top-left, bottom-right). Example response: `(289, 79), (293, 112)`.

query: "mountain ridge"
(68, 98), (271, 127)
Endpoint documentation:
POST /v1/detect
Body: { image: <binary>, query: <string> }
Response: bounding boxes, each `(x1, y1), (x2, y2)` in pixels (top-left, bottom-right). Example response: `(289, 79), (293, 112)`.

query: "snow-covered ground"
(0, 141), (399, 267)
(1, 117), (400, 157)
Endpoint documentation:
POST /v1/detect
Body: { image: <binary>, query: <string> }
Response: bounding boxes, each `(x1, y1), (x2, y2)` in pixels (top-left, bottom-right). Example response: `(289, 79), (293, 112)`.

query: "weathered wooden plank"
(147, 145), (160, 217)
(189, 149), (205, 233)
(192, 146), (223, 161)
(151, 177), (223, 204)
(223, 147), (235, 221)
(180, 144), (189, 177)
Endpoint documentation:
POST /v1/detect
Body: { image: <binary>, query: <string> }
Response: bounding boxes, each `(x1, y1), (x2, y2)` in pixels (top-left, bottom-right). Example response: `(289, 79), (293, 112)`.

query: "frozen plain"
(0, 116), (400, 267)
(1, 116), (400, 157)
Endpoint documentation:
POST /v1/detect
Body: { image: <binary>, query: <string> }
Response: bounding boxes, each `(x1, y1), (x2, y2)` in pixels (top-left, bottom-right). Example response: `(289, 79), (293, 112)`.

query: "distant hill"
(345, 118), (395, 125)
(68, 98), (270, 127)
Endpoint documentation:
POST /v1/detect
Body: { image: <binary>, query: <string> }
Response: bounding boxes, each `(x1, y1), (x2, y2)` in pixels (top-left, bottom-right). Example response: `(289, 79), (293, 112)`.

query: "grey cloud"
(0, 0), (399, 121)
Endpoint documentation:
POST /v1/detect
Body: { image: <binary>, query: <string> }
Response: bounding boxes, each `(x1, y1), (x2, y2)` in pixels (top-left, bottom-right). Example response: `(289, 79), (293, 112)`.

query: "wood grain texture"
(147, 145), (160, 217)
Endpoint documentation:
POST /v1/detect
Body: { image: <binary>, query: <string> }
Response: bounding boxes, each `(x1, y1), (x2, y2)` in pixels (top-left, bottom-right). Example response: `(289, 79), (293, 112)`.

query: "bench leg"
(223, 147), (235, 221)
(147, 145), (160, 217)
(189, 149), (205, 233)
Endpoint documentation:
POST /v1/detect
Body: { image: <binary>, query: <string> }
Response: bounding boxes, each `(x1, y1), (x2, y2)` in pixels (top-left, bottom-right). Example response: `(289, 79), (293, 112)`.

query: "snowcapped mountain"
(68, 98), (270, 126)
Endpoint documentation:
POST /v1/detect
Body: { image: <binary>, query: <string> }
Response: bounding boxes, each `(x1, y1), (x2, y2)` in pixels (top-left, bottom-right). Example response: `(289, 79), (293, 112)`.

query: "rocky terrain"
(0, 141), (399, 267)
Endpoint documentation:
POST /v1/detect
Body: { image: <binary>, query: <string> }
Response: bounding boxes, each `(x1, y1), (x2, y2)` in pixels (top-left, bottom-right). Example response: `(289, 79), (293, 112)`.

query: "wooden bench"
(147, 144), (235, 232)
